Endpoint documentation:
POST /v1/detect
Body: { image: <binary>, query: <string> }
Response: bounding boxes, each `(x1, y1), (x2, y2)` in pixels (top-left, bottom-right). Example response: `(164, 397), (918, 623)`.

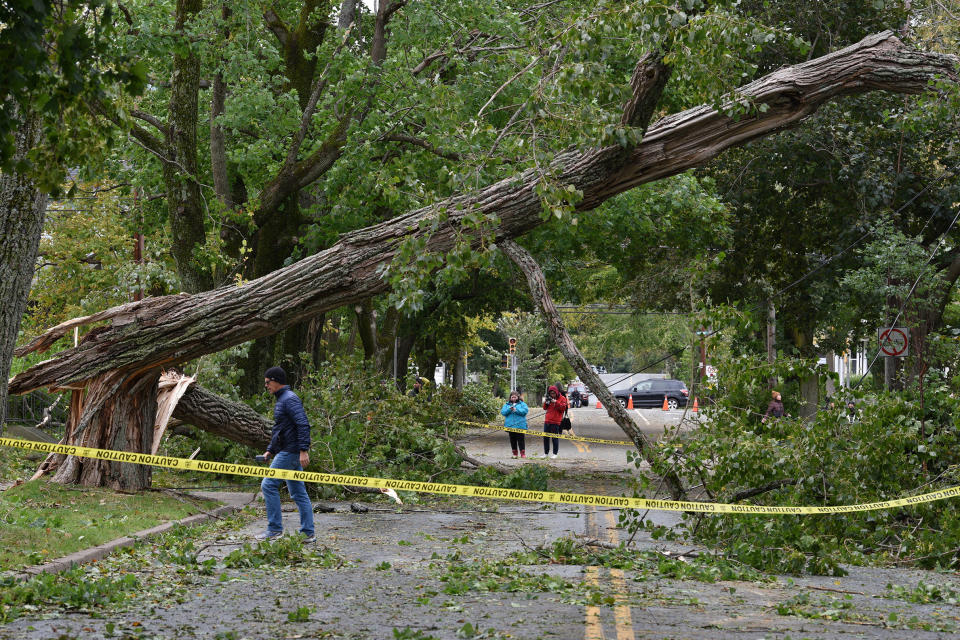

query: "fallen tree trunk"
(172, 384), (272, 449)
(12, 33), (955, 397)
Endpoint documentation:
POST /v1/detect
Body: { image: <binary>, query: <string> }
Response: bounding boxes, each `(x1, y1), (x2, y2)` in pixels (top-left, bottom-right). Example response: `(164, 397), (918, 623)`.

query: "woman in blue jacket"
(500, 390), (529, 459)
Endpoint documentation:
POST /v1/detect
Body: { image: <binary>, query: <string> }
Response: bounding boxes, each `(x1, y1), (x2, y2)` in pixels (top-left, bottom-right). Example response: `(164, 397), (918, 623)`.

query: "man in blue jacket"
(257, 366), (315, 543)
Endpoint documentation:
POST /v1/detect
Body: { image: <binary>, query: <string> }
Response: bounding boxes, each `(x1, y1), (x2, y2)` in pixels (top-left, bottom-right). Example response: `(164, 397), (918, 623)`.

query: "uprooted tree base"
(10, 32), (957, 489)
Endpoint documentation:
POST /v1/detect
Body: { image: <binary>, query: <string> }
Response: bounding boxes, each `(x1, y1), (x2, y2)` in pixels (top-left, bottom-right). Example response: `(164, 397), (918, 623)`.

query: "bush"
(624, 356), (960, 574)
(163, 354), (522, 498)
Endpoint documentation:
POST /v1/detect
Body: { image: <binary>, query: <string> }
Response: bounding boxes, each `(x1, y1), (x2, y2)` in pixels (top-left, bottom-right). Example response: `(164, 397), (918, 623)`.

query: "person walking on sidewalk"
(542, 385), (568, 459)
(257, 366), (316, 543)
(500, 390), (529, 459)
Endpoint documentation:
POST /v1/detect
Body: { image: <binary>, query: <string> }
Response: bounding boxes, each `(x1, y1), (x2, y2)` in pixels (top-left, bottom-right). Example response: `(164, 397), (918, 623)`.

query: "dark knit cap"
(264, 366), (287, 385)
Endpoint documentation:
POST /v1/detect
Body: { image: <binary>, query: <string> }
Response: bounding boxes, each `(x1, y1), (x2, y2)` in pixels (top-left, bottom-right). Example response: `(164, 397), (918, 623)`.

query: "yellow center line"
(584, 509), (606, 640)
(604, 510), (635, 640)
(584, 566), (606, 640)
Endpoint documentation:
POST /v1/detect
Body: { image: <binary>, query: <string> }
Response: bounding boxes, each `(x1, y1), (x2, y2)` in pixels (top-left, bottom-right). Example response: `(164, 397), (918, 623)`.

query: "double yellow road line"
(585, 508), (635, 640)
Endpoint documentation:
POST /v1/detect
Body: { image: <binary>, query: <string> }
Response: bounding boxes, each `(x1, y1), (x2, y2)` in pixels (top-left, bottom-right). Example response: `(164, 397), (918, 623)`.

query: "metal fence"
(5, 390), (67, 435)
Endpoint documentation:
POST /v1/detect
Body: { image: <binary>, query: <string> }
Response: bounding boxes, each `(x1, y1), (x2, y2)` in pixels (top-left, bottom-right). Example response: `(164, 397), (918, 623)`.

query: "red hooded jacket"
(542, 386), (568, 425)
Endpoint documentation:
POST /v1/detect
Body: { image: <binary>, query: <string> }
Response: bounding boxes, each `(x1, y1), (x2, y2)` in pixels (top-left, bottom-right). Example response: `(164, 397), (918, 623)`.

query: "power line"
(594, 159), (960, 392)
(852, 203), (960, 390)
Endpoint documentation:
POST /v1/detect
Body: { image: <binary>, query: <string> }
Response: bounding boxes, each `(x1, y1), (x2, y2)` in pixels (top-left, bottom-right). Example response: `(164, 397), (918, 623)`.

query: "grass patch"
(0, 446), (41, 482)
(0, 480), (218, 571)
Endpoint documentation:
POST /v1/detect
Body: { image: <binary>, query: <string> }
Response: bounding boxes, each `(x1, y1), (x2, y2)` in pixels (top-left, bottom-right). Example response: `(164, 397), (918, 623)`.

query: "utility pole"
(508, 337), (517, 392)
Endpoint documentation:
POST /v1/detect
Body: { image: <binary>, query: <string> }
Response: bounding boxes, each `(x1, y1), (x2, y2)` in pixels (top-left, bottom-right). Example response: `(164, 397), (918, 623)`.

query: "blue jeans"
(261, 451), (314, 536)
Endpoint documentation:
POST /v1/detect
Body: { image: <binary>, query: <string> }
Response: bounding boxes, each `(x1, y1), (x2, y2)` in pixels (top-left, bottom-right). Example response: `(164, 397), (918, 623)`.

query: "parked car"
(614, 379), (688, 410)
(566, 383), (590, 407)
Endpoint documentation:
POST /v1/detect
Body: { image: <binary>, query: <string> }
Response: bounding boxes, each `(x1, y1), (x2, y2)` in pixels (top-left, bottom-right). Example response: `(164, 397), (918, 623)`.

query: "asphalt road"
(4, 407), (959, 639)
(459, 405), (695, 474)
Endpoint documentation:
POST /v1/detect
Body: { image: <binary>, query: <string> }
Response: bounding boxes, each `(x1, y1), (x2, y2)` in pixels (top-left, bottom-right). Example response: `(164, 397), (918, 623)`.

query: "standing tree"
(0, 1), (144, 435)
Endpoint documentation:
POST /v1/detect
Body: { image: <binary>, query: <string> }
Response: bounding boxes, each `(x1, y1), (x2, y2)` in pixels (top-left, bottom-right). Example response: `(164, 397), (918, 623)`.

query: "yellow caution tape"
(456, 420), (633, 446)
(3, 436), (959, 514)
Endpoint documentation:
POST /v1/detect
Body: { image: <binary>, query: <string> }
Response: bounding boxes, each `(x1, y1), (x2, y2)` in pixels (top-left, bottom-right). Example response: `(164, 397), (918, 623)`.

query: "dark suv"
(614, 379), (688, 410)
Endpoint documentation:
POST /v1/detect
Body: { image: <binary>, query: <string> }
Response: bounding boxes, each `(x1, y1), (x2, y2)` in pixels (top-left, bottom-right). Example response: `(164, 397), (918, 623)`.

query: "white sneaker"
(550, 454), (557, 459)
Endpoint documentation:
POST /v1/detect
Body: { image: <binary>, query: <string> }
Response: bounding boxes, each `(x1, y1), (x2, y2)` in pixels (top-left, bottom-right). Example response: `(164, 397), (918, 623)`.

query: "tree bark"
(11, 33), (958, 399)
(172, 383), (271, 448)
(165, 0), (213, 293)
(766, 298), (776, 389)
(0, 106), (47, 436)
(499, 239), (686, 501)
(49, 369), (159, 490)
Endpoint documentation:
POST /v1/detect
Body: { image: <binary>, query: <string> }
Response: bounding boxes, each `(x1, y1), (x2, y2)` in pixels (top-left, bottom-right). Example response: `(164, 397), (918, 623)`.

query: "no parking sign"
(878, 327), (910, 357)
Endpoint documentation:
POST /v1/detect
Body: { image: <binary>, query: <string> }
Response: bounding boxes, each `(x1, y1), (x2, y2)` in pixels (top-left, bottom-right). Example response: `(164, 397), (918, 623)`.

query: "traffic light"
(508, 337), (517, 354)
(501, 354), (510, 368)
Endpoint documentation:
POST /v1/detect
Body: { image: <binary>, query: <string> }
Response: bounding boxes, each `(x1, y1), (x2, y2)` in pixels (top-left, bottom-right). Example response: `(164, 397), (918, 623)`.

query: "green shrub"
(164, 354), (522, 497)
(623, 356), (960, 574)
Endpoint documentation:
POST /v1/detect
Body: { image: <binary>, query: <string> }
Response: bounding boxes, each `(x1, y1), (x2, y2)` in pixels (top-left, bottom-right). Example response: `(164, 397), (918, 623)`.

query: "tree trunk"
(766, 298), (776, 389)
(239, 333), (277, 396)
(11, 33), (957, 399)
(280, 319), (312, 389)
(306, 313), (326, 368)
(0, 106), (47, 436)
(338, 0), (357, 29)
(50, 369), (160, 490)
(395, 333), (415, 388)
(798, 375), (818, 422)
(172, 383), (271, 449)
(164, 0), (213, 294)
(453, 349), (466, 392)
(499, 240), (686, 501)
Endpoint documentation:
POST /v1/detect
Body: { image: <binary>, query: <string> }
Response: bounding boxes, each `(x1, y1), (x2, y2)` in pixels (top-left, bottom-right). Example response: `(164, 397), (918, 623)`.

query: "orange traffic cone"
(627, 395), (634, 409)
(596, 399), (602, 409)
(662, 395), (669, 411)
(692, 397), (699, 412)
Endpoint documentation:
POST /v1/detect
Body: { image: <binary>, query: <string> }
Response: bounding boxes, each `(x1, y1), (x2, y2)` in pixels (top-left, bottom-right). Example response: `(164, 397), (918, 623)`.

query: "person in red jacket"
(542, 385), (568, 458)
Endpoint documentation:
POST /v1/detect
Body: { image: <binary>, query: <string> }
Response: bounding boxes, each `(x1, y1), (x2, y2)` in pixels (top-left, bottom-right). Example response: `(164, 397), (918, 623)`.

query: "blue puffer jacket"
(500, 401), (529, 430)
(267, 386), (311, 454)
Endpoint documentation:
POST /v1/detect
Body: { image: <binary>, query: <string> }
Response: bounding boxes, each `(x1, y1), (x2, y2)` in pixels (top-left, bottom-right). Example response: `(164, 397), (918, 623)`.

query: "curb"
(13, 501), (245, 580)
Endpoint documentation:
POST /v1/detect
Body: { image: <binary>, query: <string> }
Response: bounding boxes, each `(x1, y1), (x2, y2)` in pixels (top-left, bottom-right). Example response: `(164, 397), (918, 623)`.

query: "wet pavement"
(2, 410), (960, 639)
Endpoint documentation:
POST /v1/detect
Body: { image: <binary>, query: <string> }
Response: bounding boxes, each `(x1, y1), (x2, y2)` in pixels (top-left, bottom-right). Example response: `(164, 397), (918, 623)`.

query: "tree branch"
(282, 22), (354, 174)
(380, 133), (462, 161)
(263, 7), (290, 48)
(130, 110), (169, 135)
(729, 478), (799, 502)
(88, 99), (166, 158)
(371, 0), (407, 64)
(498, 239), (687, 500)
(620, 51), (672, 130)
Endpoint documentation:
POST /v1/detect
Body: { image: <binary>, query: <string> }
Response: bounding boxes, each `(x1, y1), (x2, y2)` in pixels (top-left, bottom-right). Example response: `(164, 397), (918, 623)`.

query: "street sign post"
(878, 327), (910, 358)
(508, 337), (517, 392)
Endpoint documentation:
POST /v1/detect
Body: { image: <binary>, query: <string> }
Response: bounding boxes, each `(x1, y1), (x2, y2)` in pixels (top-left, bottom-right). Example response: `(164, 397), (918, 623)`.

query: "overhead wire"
(586, 158), (960, 393)
(852, 202), (960, 390)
